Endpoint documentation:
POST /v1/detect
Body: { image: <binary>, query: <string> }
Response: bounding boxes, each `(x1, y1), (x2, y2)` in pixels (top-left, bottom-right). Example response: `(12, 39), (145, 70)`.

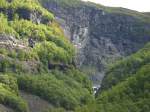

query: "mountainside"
(0, 0), (94, 112)
(40, 0), (150, 84)
(101, 42), (150, 91)
(0, 0), (150, 112)
(96, 43), (150, 112)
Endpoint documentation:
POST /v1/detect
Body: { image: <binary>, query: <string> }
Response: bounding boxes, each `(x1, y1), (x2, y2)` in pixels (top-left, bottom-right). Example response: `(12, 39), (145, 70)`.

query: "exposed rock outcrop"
(0, 34), (27, 49)
(0, 8), (50, 24)
(41, 0), (150, 84)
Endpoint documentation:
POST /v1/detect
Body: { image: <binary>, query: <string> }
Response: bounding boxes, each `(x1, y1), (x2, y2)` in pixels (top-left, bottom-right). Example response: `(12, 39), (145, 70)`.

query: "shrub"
(0, 83), (29, 112)
(0, 74), (29, 112)
(17, 71), (93, 110)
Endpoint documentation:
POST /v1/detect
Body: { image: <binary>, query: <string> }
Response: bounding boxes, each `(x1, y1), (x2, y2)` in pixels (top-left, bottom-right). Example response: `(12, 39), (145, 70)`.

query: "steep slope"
(0, 75), (29, 112)
(0, 0), (150, 112)
(94, 42), (150, 112)
(40, 0), (150, 84)
(0, 104), (14, 112)
(101, 42), (150, 91)
(0, 0), (94, 112)
(20, 91), (53, 112)
(0, 0), (74, 73)
(75, 43), (150, 112)
(96, 64), (150, 112)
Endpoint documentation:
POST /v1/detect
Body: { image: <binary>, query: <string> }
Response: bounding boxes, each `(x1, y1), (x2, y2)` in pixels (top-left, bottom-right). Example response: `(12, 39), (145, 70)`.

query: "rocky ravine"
(41, 0), (150, 85)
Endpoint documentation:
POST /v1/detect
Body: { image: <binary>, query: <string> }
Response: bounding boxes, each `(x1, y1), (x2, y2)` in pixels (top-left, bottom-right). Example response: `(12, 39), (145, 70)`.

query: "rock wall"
(0, 8), (49, 24)
(41, 0), (150, 84)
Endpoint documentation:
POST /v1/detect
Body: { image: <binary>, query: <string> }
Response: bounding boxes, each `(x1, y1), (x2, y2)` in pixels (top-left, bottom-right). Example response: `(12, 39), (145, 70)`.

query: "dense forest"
(0, 0), (150, 112)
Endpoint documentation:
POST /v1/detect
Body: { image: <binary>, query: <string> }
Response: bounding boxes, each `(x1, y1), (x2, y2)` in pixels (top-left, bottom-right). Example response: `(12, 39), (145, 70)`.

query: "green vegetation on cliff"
(17, 70), (93, 110)
(0, 0), (74, 73)
(0, 75), (28, 112)
(0, 0), (150, 112)
(0, 0), (54, 21)
(101, 42), (150, 90)
(97, 64), (150, 112)
(96, 43), (150, 112)
(0, 0), (93, 112)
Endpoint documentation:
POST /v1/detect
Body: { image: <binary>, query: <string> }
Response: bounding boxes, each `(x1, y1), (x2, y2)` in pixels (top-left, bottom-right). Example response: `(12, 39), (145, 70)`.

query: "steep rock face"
(0, 8), (49, 24)
(41, 0), (150, 84)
